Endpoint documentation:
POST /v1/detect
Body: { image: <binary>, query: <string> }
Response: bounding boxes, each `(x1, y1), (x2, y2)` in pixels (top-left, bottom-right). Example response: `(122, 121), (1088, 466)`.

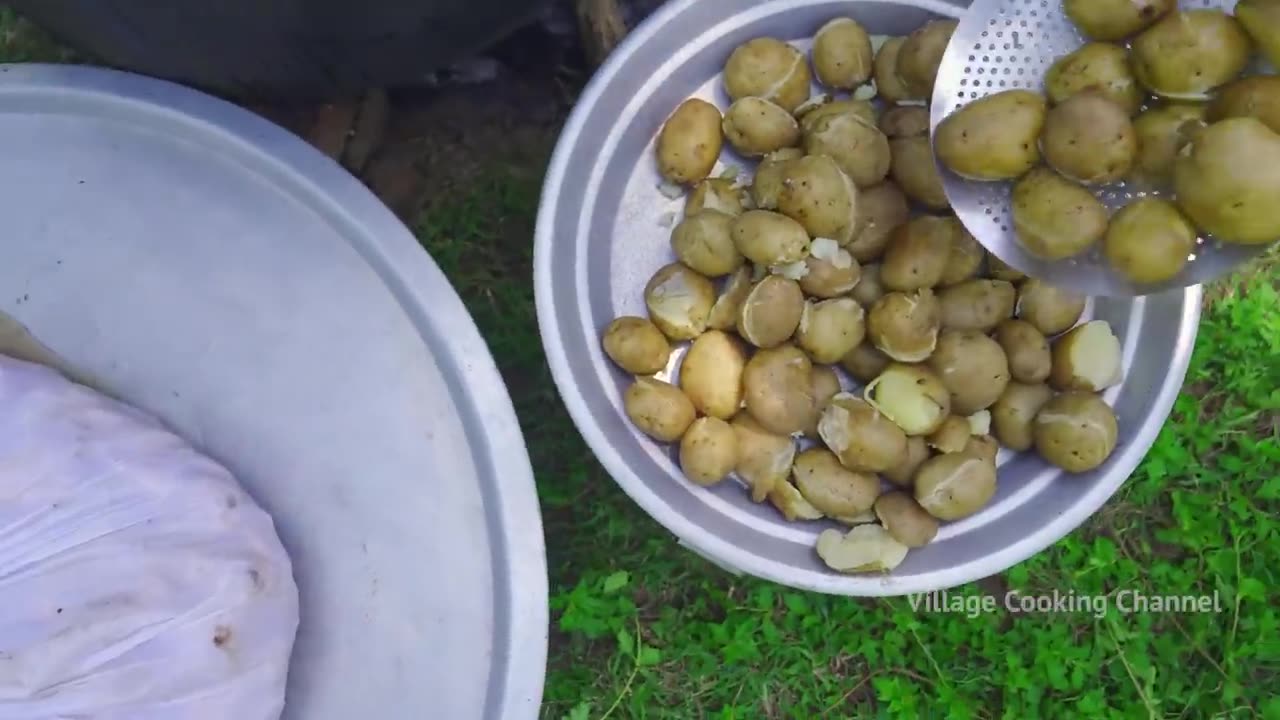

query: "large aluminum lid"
(0, 64), (547, 718)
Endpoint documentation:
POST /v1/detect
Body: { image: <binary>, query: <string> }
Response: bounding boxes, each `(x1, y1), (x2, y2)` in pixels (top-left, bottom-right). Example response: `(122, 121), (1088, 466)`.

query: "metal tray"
(535, 0), (1200, 595)
(0, 65), (546, 718)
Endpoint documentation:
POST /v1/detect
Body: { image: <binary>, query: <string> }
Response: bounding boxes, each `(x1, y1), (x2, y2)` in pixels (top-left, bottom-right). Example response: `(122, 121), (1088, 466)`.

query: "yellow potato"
(928, 330), (1011, 414)
(722, 97), (801, 157)
(873, 37), (915, 104)
(624, 377), (696, 442)
(743, 345), (815, 436)
(804, 365), (844, 438)
(991, 381), (1054, 451)
(935, 90), (1046, 180)
(1130, 10), (1252, 100)
(1011, 168), (1110, 260)
(884, 436), (931, 487)
(845, 183), (911, 261)
(874, 491), (940, 547)
(850, 262), (886, 307)
(1016, 279), (1087, 336)
(804, 111), (892, 188)
(1208, 76), (1280, 135)
(1045, 43), (1143, 115)
(1103, 198), (1197, 284)
(939, 225), (984, 286)
(798, 99), (877, 135)
(811, 18), (874, 90)
(602, 316), (672, 375)
(993, 319), (1051, 384)
(768, 479), (826, 521)
(708, 265), (754, 331)
(800, 239), (862, 298)
(723, 37), (811, 112)
(777, 155), (858, 240)
(687, 178), (745, 216)
(679, 330), (746, 419)
(797, 298), (866, 364)
(937, 279), (1016, 331)
(879, 106), (930, 139)
(987, 255), (1027, 282)
(1050, 320), (1124, 392)
(731, 210), (811, 266)
(840, 340), (891, 383)
(815, 525), (909, 573)
(1041, 92), (1137, 184)
(880, 216), (953, 291)
(1129, 103), (1209, 187)
(867, 289), (942, 363)
(750, 148), (804, 210)
(679, 417), (739, 486)
(817, 394), (908, 472)
(737, 275), (805, 349)
(864, 362), (951, 436)
(897, 20), (959, 98)
(644, 263), (716, 340)
(1236, 0), (1280, 67)
(927, 414), (972, 453)
(671, 210), (743, 277)
(731, 413), (797, 502)
(890, 135), (950, 210)
(792, 448), (880, 517)
(913, 450), (997, 521)
(1064, 0), (1173, 41)
(1174, 118), (1280, 245)
(1033, 391), (1119, 472)
(656, 99), (723, 184)
(966, 434), (1001, 464)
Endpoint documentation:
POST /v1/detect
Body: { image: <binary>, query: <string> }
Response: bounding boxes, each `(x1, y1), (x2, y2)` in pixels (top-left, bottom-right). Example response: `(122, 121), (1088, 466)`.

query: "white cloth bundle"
(0, 355), (299, 719)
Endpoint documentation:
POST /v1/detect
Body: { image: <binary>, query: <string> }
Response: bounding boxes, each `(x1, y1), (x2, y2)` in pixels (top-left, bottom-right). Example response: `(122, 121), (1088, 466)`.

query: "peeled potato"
(864, 363), (951, 436)
(815, 525), (909, 573)
(768, 480), (827, 521)
(707, 265), (754, 331)
(1050, 320), (1124, 392)
(679, 417), (739, 486)
(644, 263), (716, 340)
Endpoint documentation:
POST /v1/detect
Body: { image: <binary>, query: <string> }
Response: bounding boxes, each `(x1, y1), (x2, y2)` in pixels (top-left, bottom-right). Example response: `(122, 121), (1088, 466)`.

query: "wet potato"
(1207, 76), (1280, 135)
(644, 263), (717, 340)
(1050, 320), (1124, 392)
(1103, 198), (1197, 284)
(805, 365), (844, 438)
(935, 90), (1046, 181)
(889, 135), (950, 210)
(846, 184), (911, 261)
(1041, 92), (1137, 185)
(879, 107), (930, 139)
(880, 216), (954, 291)
(722, 97), (801, 157)
(864, 362), (951, 436)
(679, 330), (746, 419)
(867, 289), (942, 363)
(927, 414), (972, 454)
(736, 275), (805, 348)
(732, 210), (811, 266)
(1017, 279), (1088, 336)
(671, 210), (743, 277)
(687, 177), (746, 216)
(875, 491), (940, 547)
(994, 319), (1052, 384)
(656, 99), (724, 184)
(897, 20), (959, 98)
(818, 394), (909, 473)
(777, 155), (858, 240)
(850, 262), (886, 307)
(792, 448), (881, 517)
(939, 225), (984, 287)
(840, 340), (892, 383)
(1174, 118), (1280, 246)
(768, 480), (826, 521)
(913, 450), (997, 521)
(1034, 391), (1119, 473)
(624, 377), (697, 442)
(1064, 0), (1174, 41)
(679, 417), (739, 486)
(723, 37), (811, 112)
(1130, 10), (1252, 100)
(1011, 168), (1110, 260)
(884, 435), (931, 487)
(800, 239), (861, 297)
(804, 111), (892, 188)
(750, 148), (804, 210)
(797, 298), (867, 364)
(707, 265), (754, 331)
(991, 381), (1055, 451)
(743, 345), (815, 436)
(799, 99), (877, 135)
(873, 37), (915, 104)
(732, 413), (797, 502)
(1129, 103), (1208, 187)
(1045, 42), (1143, 115)
(602, 316), (672, 375)
(938, 279), (1016, 332)
(811, 18), (874, 90)
(928, 330), (1011, 414)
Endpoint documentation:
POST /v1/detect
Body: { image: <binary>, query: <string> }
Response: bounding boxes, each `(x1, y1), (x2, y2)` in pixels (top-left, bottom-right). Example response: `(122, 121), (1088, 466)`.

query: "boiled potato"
(1041, 92), (1137, 184)
(927, 414), (972, 453)
(881, 216), (953, 291)
(850, 262), (886, 307)
(797, 298), (867, 364)
(800, 238), (862, 297)
(840, 340), (891, 383)
(737, 275), (805, 348)
(818, 393), (909, 472)
(1034, 391), (1119, 472)
(724, 37), (811, 112)
(865, 362), (951, 435)
(875, 492), (939, 547)
(671, 210), (743, 277)
(732, 210), (811, 266)
(938, 279), (1016, 332)
(679, 417), (739, 486)
(1064, 0), (1174, 40)
(968, 410), (992, 436)
(708, 265), (753, 331)
(1104, 198), (1197, 283)
(1011, 168), (1110, 259)
(602, 317), (671, 375)
(890, 135), (950, 210)
(884, 436), (931, 487)
(804, 112), (892, 187)
(645, 263), (716, 340)
(777, 155), (858, 239)
(846, 183), (911, 261)
(929, 330), (1011, 414)
(1236, 0), (1280, 67)
(1208, 76), (1280, 135)
(936, 90), (1046, 180)
(914, 450), (997, 521)
(1050, 320), (1124, 392)
(816, 525), (909, 573)
(751, 148), (804, 210)
(988, 255), (1027, 282)
(687, 178), (745, 216)
(743, 345), (815, 436)
(991, 381), (1054, 451)
(624, 377), (696, 442)
(793, 448), (880, 516)
(879, 106), (930, 139)
(723, 97), (802, 156)
(812, 18), (874, 89)
(939, 225), (984, 287)
(679, 330), (746, 419)
(1130, 103), (1209, 187)
(799, 99), (878, 135)
(898, 20), (959, 98)
(768, 479), (826, 521)
(732, 413), (797, 502)
(656, 99), (723, 184)
(805, 365), (844, 438)
(966, 435), (1001, 464)
(868, 289), (942, 363)
(994, 319), (1052, 384)
(1174, 118), (1280, 245)
(1045, 43), (1143, 115)
(873, 37), (915, 104)
(1016, 279), (1087, 336)
(1131, 10), (1251, 100)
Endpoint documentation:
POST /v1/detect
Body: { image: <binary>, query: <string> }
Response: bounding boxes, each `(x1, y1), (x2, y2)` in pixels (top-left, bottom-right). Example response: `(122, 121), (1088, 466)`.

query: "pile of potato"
(604, 16), (1127, 575)
(935, 0), (1280, 283)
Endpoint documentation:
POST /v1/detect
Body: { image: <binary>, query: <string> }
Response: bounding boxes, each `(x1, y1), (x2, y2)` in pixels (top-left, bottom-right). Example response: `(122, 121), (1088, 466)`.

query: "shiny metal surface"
(535, 0), (1200, 595)
(932, 0), (1272, 297)
(0, 65), (546, 718)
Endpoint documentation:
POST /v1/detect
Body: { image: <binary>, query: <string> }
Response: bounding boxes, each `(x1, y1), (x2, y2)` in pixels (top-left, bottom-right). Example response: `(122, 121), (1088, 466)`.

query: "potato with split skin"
(624, 377), (696, 442)
(1064, 0), (1173, 41)
(850, 263), (886, 307)
(768, 480), (826, 521)
(1174, 118), (1280, 245)
(723, 37), (811, 112)
(879, 106), (930, 139)
(799, 100), (877, 135)
(679, 417), (739, 486)
(722, 97), (801, 157)
(800, 239), (862, 298)
(988, 255), (1027, 282)
(797, 298), (866, 364)
(602, 317), (671, 375)
(751, 148), (804, 210)
(939, 225), (984, 287)
(1104, 198), (1197, 284)
(804, 111), (892, 188)
(897, 20), (959, 98)
(994, 319), (1052, 384)
(1236, 0), (1280, 67)
(687, 178), (745, 216)
(732, 413), (797, 502)
(890, 135), (950, 210)
(913, 450), (997, 521)
(929, 330), (1011, 414)
(644, 263), (716, 340)
(873, 37), (915, 104)
(777, 155), (858, 240)
(875, 492), (940, 547)
(1129, 103), (1208, 187)
(935, 90), (1046, 180)
(811, 18), (874, 90)
(966, 435), (1000, 464)
(1016, 279), (1087, 336)
(792, 448), (881, 517)
(804, 365), (843, 438)
(1208, 77), (1280, 136)
(927, 414), (972, 453)
(840, 340), (891, 383)
(1034, 391), (1119, 472)
(1130, 10), (1252, 100)
(880, 216), (954, 291)
(846, 184), (911, 261)
(884, 436), (931, 487)
(1050, 320), (1124, 392)
(1041, 92), (1137, 184)
(864, 362), (951, 436)
(1045, 43), (1143, 115)
(657, 99), (723, 184)
(671, 210), (743, 278)
(679, 330), (745, 419)
(991, 382), (1054, 451)
(708, 265), (753, 331)
(938, 279), (1016, 332)
(1011, 168), (1110, 260)
(731, 210), (811, 267)
(816, 524), (910, 573)
(868, 289), (942, 363)
(818, 394), (908, 473)
(743, 345), (815, 436)
(736, 275), (805, 349)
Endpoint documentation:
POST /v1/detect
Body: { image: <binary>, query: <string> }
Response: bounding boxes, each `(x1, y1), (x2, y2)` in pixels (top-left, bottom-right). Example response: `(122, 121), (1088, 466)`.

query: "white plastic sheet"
(0, 355), (299, 719)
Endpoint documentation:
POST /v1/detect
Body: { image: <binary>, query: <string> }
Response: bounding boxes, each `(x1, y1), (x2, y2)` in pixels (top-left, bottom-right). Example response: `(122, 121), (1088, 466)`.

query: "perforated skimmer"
(930, 0), (1273, 297)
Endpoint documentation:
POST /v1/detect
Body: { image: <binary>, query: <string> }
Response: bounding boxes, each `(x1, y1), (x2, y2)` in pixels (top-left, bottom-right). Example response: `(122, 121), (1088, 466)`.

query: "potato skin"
(723, 37), (811, 112)
(965, 435), (1001, 464)
(792, 448), (880, 517)
(987, 255), (1027, 282)
(879, 107), (930, 139)
(880, 216), (953, 291)
(928, 330), (1011, 414)
(624, 377), (697, 442)
(994, 319), (1052, 384)
(679, 330), (746, 419)
(708, 265), (753, 331)
(737, 275), (805, 349)
(1174, 118), (1280, 245)
(1207, 76), (1280, 135)
(1236, 0), (1280, 67)
(732, 413), (797, 502)
(938, 280), (1016, 332)
(751, 148), (804, 210)
(671, 210), (743, 277)
(1064, 0), (1173, 41)
(777, 155), (857, 240)
(644, 263), (716, 340)
(939, 225), (984, 287)
(1130, 10), (1252, 99)
(1016, 278), (1088, 336)
(1041, 92), (1137, 184)
(873, 37), (914, 104)
(868, 289), (942, 363)
(657, 99), (723, 184)
(722, 97), (801, 157)
(1045, 42), (1143, 115)
(1033, 391), (1119, 472)
(731, 210), (811, 266)
(897, 20), (958, 98)
(797, 298), (866, 365)
(840, 340), (891, 383)
(743, 345), (815, 436)
(602, 317), (672, 375)
(811, 18), (874, 89)
(913, 451), (997, 521)
(884, 435), (931, 487)
(817, 395), (908, 473)
(804, 111), (892, 188)
(799, 248), (862, 298)
(687, 178), (745, 216)
(679, 417), (739, 486)
(1011, 168), (1109, 260)
(846, 184), (911, 261)
(1129, 103), (1208, 187)
(935, 90), (1046, 181)
(1103, 198), (1197, 284)
(927, 414), (972, 454)
(874, 491), (940, 547)
(991, 382), (1054, 451)
(890, 135), (950, 210)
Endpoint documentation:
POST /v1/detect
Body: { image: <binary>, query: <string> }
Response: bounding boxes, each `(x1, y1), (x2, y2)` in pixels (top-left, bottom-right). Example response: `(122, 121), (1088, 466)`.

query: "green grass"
(416, 166), (1279, 720)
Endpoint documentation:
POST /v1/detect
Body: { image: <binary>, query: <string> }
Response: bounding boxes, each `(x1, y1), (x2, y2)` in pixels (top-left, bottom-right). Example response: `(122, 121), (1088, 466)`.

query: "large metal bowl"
(535, 0), (1200, 595)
